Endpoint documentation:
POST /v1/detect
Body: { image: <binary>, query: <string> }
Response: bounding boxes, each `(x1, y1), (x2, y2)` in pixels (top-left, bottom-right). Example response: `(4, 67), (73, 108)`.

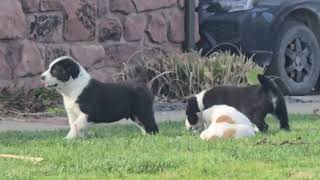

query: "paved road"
(0, 96), (319, 132)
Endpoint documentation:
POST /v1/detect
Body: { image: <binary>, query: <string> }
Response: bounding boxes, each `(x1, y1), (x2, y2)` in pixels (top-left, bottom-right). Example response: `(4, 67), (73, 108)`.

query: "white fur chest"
(63, 95), (82, 115)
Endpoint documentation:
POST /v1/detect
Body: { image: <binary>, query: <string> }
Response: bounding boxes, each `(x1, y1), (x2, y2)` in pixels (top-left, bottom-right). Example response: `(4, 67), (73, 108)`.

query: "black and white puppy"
(186, 105), (256, 140)
(41, 56), (159, 139)
(185, 74), (289, 132)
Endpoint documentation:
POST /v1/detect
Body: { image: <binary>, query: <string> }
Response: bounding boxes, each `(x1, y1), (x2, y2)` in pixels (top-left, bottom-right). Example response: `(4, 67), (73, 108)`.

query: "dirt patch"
(289, 171), (315, 180)
(254, 137), (310, 146)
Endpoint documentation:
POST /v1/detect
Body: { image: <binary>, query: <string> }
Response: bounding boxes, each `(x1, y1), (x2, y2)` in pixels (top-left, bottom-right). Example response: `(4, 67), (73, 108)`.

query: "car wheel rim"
(284, 37), (313, 83)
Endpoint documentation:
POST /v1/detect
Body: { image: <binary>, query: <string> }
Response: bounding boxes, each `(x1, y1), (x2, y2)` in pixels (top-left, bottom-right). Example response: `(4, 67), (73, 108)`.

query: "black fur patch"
(186, 97), (200, 125)
(187, 75), (290, 132)
(76, 80), (159, 134)
(50, 58), (80, 82)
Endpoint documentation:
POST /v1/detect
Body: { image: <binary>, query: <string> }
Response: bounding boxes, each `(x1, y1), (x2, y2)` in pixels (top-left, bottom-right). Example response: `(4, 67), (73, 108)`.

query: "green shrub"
(118, 51), (263, 100)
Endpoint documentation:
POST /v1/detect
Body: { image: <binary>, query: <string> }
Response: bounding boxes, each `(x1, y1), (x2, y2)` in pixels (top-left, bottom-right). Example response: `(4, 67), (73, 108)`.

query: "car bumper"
(198, 6), (276, 66)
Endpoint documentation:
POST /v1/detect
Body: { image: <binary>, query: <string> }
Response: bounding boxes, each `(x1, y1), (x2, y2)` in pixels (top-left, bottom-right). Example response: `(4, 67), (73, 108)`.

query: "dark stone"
(98, 17), (122, 42)
(27, 13), (63, 42)
(76, 0), (96, 36)
(64, 0), (97, 41)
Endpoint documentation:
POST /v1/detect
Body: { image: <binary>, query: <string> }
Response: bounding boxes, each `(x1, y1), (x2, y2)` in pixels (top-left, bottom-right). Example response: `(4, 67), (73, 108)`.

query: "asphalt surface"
(0, 96), (319, 132)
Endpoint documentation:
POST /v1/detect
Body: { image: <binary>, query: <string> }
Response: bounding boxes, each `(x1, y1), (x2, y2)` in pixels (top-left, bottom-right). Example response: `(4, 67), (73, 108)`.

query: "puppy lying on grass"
(185, 74), (289, 132)
(195, 105), (257, 140)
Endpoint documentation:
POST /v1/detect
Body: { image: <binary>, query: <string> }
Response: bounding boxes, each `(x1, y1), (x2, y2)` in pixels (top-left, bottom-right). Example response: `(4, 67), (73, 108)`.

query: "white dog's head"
(41, 56), (90, 95)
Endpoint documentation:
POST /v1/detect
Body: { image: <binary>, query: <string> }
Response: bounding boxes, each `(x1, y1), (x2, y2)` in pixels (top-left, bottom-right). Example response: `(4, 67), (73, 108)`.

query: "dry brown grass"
(116, 51), (261, 100)
(0, 86), (62, 116)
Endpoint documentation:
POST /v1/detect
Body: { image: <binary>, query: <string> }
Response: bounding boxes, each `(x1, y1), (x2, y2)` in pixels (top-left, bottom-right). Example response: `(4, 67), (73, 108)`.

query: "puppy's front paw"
(64, 130), (77, 139)
(65, 134), (76, 139)
(200, 130), (219, 141)
(200, 130), (209, 140)
(253, 126), (260, 133)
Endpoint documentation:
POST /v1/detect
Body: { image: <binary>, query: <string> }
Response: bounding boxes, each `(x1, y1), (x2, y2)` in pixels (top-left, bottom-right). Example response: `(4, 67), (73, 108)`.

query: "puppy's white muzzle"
(40, 71), (58, 88)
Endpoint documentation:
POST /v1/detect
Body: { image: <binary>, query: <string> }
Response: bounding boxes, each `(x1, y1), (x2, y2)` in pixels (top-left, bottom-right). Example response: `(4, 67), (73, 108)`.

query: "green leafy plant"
(46, 107), (66, 116)
(246, 66), (265, 85)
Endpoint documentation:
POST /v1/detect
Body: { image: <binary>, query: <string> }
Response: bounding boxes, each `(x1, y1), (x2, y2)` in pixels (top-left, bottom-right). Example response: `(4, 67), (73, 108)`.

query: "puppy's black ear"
(65, 59), (80, 79)
(186, 96), (200, 113)
(185, 96), (200, 125)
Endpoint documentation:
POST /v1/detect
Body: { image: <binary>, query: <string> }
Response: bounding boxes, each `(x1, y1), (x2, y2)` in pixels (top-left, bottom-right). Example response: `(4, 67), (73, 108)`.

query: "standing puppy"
(41, 56), (158, 139)
(186, 74), (289, 132)
(186, 105), (256, 140)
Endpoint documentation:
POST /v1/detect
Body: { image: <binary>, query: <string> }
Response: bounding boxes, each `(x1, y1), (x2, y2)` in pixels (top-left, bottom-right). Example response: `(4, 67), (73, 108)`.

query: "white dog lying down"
(186, 105), (257, 140)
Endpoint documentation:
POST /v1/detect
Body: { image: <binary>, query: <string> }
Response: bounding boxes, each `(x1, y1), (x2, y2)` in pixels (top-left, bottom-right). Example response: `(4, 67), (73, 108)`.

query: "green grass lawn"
(1, 115), (320, 180)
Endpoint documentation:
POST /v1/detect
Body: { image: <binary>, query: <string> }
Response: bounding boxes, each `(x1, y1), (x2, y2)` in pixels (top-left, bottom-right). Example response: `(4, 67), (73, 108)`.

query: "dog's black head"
(185, 96), (200, 125)
(185, 96), (205, 132)
(50, 58), (80, 82)
(41, 56), (80, 88)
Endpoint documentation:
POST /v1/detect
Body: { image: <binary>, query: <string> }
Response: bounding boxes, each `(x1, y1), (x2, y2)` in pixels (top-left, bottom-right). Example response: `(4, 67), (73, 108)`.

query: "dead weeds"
(0, 86), (62, 118)
(116, 50), (262, 100)
(255, 136), (310, 146)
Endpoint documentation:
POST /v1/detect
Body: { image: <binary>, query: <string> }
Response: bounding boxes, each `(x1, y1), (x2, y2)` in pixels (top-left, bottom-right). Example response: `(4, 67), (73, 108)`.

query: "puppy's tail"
(258, 74), (290, 131)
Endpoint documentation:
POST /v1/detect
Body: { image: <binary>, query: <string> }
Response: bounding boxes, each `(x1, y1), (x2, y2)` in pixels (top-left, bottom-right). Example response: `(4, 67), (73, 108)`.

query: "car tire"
(267, 20), (320, 95)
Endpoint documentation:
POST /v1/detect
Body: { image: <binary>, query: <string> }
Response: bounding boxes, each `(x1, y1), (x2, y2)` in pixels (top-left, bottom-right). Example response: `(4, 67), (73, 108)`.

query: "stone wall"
(0, 0), (199, 90)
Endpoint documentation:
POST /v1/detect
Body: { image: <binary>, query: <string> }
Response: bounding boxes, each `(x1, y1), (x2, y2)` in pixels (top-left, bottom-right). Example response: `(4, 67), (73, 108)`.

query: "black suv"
(197, 0), (320, 95)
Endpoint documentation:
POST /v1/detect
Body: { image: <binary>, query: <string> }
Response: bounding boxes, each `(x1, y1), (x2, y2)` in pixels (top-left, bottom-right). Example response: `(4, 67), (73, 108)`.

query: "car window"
(199, 0), (260, 11)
